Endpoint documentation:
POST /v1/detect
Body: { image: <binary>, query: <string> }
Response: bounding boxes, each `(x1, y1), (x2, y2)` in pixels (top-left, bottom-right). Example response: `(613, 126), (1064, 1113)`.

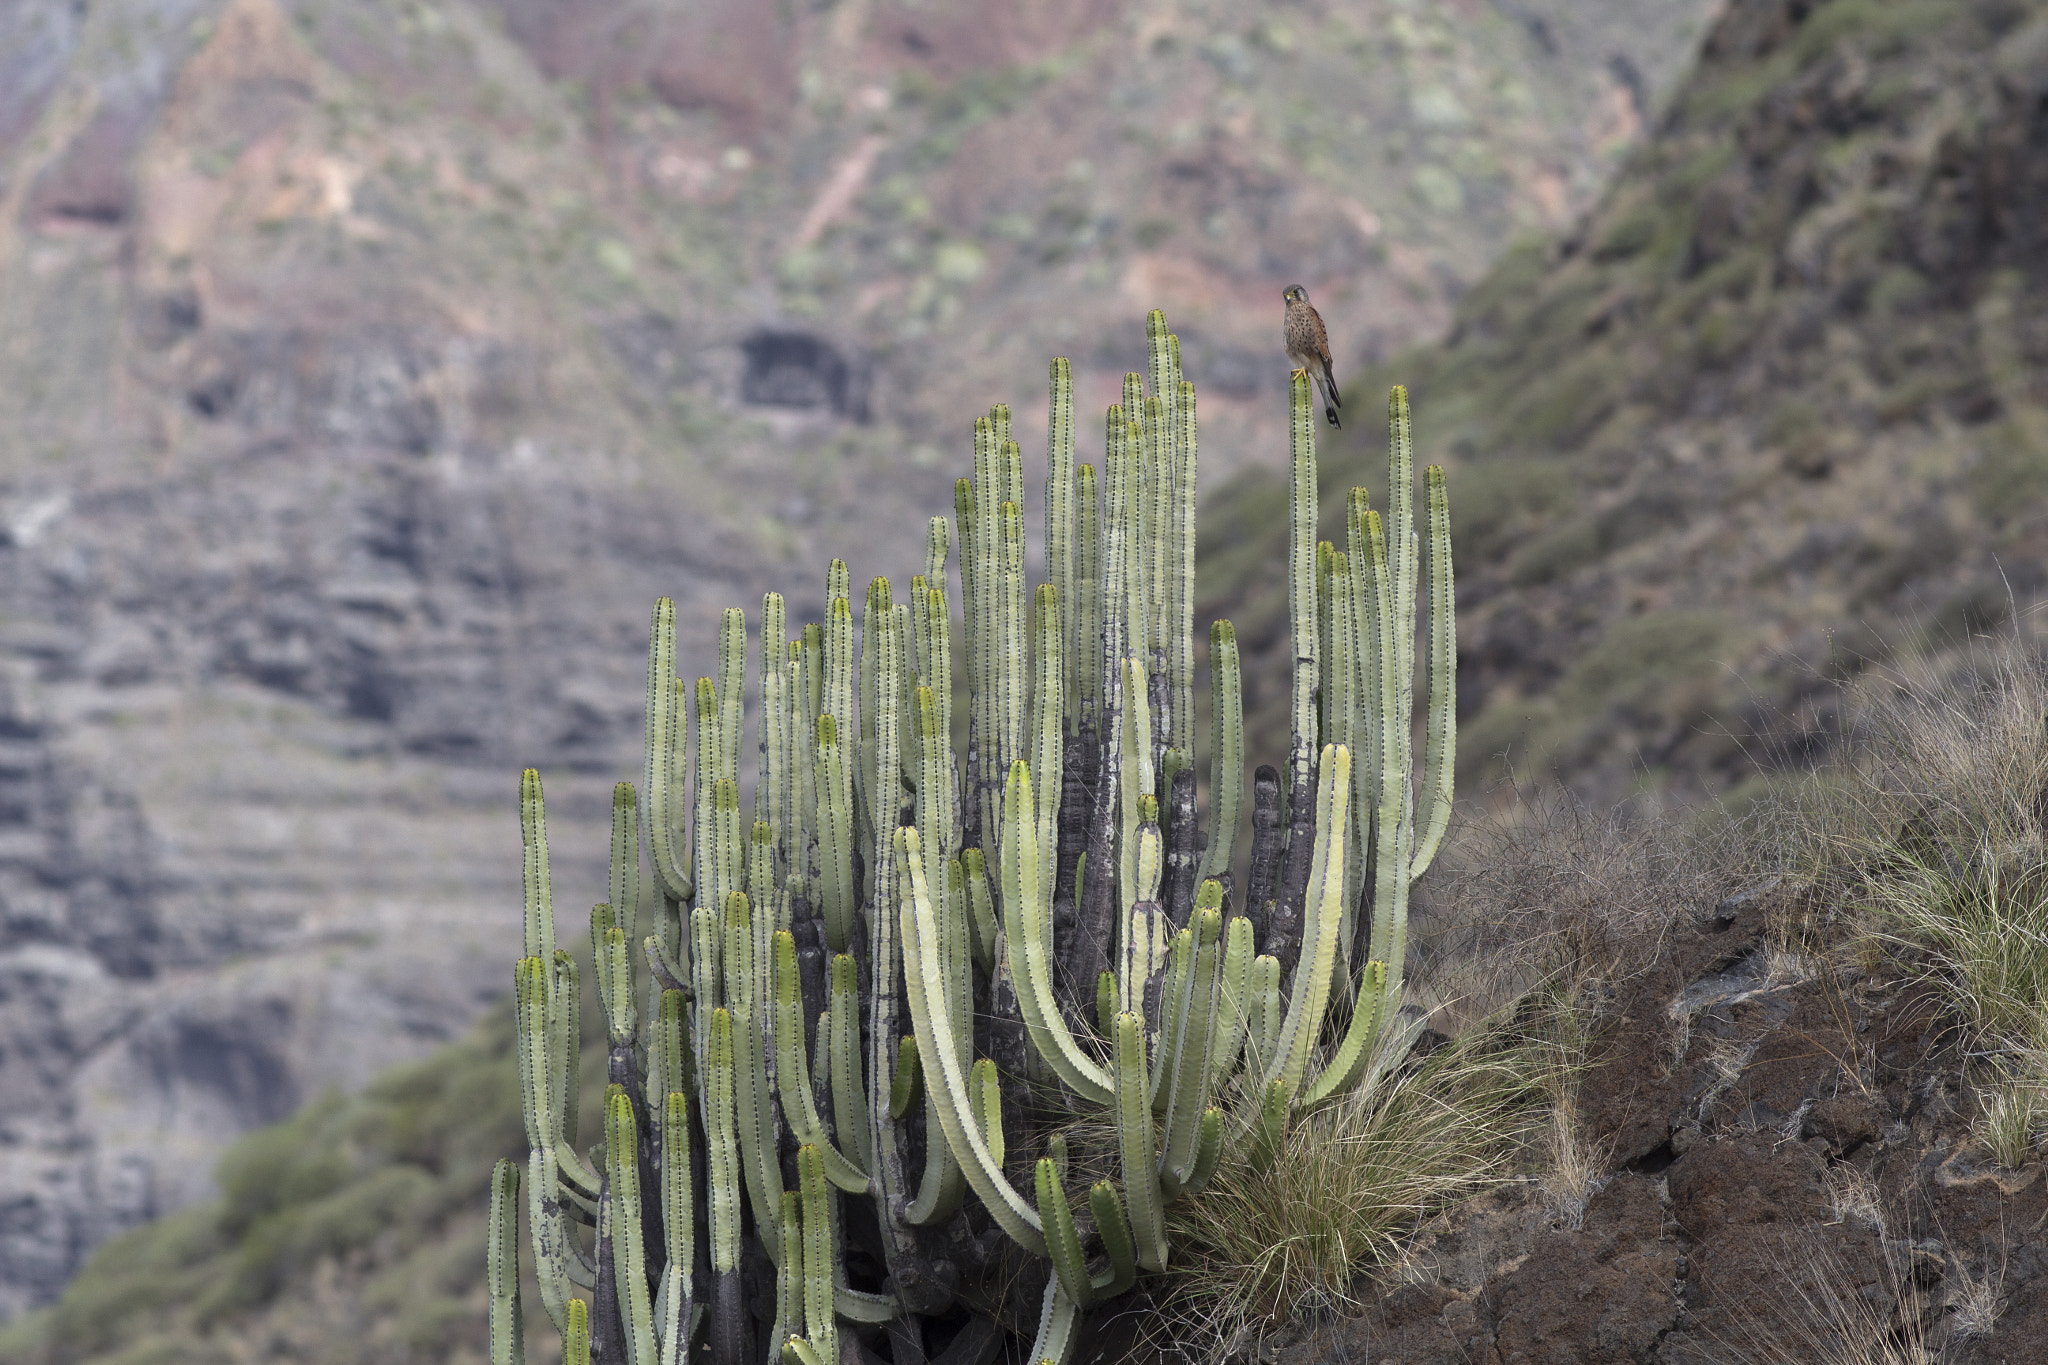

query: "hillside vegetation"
(1205, 0), (2048, 806)
(0, 1003), (530, 1365)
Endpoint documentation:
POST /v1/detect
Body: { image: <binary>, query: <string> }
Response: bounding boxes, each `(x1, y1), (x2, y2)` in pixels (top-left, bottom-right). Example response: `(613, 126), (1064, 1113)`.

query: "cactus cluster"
(489, 311), (1456, 1365)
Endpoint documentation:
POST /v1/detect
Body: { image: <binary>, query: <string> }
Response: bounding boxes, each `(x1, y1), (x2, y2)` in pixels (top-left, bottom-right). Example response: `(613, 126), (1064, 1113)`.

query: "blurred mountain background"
(16, 0), (2039, 1337)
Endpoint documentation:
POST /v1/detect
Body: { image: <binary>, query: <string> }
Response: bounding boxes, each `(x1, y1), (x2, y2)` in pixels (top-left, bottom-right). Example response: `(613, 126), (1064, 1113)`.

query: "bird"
(1282, 284), (1342, 428)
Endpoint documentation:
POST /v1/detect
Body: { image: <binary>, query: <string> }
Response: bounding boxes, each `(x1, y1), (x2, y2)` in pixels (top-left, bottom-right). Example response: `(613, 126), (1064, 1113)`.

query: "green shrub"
(1553, 611), (1726, 724)
(213, 1093), (353, 1238)
(1967, 420), (2048, 524)
(37, 1209), (223, 1357)
(1510, 514), (1604, 585)
(1451, 457), (1574, 566)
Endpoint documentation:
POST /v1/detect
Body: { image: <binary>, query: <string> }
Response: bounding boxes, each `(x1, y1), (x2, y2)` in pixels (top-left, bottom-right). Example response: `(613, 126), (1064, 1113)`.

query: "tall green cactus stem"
(794, 1146), (839, 1365)
(1169, 377), (1197, 756)
(1036, 1157), (1091, 1309)
(521, 770), (557, 964)
(1197, 624), (1243, 897)
(658, 1091), (694, 1365)
(704, 1010), (742, 1276)
(829, 955), (871, 1173)
(1416, 465), (1458, 879)
(605, 1088), (657, 1365)
(1118, 657), (1157, 946)
(1072, 404), (1129, 999)
(1113, 1010), (1167, 1271)
(563, 1298), (591, 1365)
(1075, 462), (1102, 729)
(1118, 375), (1148, 679)
(899, 825), (1046, 1254)
(1347, 387), (1455, 1020)
(642, 602), (691, 906)
(692, 680), (725, 928)
(1046, 359), (1077, 719)
(489, 1160), (524, 1365)
(905, 831), (969, 1227)
(757, 595), (785, 831)
(498, 311), (1456, 1365)
(1159, 899), (1225, 1189)
(1269, 370), (1322, 980)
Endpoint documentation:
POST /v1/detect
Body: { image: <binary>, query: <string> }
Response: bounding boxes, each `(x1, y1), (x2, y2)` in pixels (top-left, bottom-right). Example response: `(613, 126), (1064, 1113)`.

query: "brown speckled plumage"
(1282, 284), (1342, 428)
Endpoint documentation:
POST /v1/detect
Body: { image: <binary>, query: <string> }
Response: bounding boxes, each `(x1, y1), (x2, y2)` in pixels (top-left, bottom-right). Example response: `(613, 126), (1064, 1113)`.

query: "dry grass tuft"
(1704, 1191), (2013, 1364)
(1969, 1071), (2048, 1169)
(1536, 1093), (1612, 1231)
(1945, 1244), (2008, 1340)
(1161, 1005), (1571, 1359)
(1418, 787), (1746, 1012)
(1865, 855), (2048, 1059)
(1820, 1163), (1886, 1234)
(1770, 641), (2048, 1162)
(1701, 1217), (1944, 1365)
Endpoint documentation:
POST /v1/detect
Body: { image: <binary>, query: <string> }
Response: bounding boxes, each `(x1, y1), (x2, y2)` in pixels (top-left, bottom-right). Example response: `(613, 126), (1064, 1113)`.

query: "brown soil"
(1265, 882), (2048, 1365)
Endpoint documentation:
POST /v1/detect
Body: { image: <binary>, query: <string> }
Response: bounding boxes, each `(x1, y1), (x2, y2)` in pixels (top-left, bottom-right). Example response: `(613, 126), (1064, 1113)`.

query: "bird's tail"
(1316, 365), (1342, 429)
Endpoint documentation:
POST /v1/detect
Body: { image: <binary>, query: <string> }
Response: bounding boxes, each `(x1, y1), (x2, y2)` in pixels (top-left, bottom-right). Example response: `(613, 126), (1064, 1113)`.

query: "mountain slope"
(0, 1002), (528, 1365)
(1203, 0), (2048, 806)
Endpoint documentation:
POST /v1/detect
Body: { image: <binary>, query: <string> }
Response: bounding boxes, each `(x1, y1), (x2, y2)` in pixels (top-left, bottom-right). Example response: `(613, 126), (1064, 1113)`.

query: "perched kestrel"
(1282, 284), (1342, 428)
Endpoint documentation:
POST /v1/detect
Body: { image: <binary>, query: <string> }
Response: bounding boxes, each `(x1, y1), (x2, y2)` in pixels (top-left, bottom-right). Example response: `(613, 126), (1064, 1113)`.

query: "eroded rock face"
(0, 438), (749, 1315)
(0, 0), (763, 1312)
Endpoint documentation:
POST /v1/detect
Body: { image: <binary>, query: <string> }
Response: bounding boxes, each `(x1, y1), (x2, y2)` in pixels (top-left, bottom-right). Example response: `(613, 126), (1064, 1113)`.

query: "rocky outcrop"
(1269, 879), (2048, 1365)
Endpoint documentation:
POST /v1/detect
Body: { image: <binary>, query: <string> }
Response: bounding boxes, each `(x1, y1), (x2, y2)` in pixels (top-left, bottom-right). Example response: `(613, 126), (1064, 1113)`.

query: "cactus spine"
(499, 314), (1455, 1365)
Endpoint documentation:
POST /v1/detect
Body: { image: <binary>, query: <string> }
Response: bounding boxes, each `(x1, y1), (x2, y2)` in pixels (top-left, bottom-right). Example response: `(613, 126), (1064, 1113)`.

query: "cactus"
(496, 313), (1456, 1365)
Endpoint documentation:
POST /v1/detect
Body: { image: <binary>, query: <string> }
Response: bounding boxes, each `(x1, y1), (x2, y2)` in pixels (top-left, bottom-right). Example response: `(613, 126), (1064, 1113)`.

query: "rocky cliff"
(0, 0), (1714, 1314)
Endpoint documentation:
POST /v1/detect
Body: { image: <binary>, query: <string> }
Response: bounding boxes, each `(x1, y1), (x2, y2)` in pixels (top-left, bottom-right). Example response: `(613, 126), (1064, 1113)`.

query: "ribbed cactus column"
(494, 309), (1456, 1365)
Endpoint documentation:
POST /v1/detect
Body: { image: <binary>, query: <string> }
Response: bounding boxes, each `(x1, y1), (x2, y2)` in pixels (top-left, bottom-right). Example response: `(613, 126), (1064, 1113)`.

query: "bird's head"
(1282, 285), (1306, 304)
